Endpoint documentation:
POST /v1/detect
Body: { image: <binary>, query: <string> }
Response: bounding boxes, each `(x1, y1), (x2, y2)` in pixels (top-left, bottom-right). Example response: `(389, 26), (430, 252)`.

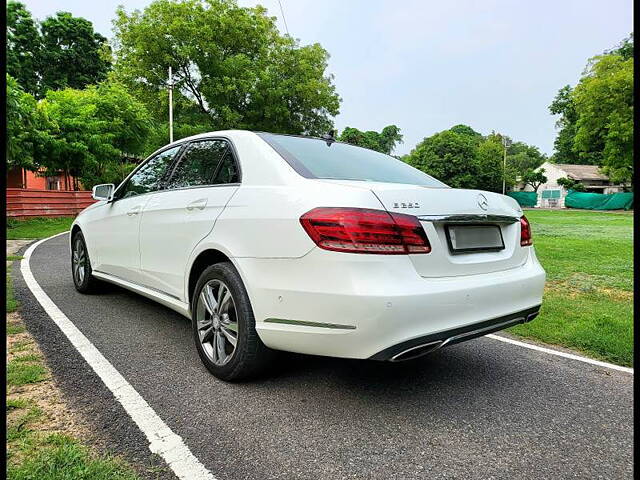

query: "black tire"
(71, 231), (102, 294)
(191, 262), (274, 381)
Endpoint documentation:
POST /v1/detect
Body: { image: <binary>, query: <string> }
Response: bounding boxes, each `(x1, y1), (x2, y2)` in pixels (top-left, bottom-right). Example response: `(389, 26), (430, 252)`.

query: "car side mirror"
(92, 184), (115, 201)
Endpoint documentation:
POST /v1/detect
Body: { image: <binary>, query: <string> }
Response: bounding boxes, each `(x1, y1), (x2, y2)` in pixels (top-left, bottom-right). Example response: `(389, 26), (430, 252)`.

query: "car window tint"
(211, 150), (240, 184)
(168, 139), (236, 188)
(120, 146), (181, 199)
(259, 133), (448, 188)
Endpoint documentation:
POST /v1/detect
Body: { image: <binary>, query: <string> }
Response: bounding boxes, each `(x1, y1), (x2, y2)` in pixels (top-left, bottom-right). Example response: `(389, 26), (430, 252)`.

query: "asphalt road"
(15, 233), (633, 480)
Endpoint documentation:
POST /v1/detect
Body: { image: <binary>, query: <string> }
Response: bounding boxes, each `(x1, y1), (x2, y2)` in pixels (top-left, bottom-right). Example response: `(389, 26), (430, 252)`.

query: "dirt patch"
(545, 274), (632, 301)
(7, 312), (91, 442)
(6, 239), (32, 258)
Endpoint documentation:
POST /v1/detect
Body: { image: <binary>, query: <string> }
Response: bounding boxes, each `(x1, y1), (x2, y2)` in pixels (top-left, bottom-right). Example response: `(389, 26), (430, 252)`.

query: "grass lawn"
(7, 216), (74, 239)
(6, 217), (141, 480)
(5, 316), (141, 480)
(508, 209), (633, 366)
(7, 265), (20, 313)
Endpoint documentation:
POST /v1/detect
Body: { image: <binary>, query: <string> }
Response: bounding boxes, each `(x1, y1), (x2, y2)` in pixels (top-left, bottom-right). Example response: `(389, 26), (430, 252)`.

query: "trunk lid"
(319, 180), (528, 277)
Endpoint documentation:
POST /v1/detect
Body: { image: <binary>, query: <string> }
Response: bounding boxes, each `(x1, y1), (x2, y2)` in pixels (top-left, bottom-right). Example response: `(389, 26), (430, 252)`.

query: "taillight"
(520, 215), (533, 246)
(300, 207), (431, 255)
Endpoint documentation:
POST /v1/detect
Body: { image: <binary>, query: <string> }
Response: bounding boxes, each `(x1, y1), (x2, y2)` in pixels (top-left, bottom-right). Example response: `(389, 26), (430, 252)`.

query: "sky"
(22, 0), (633, 156)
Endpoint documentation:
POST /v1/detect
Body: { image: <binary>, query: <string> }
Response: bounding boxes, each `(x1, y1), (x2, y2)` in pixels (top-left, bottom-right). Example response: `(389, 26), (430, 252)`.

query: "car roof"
(164, 129), (337, 149)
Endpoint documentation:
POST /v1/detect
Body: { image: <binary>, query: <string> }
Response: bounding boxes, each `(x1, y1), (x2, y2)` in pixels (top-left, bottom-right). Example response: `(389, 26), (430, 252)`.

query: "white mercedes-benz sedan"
(70, 130), (545, 381)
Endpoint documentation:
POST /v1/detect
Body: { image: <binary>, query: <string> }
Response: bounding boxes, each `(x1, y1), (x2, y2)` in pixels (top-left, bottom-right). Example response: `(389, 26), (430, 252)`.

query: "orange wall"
(6, 167), (79, 190)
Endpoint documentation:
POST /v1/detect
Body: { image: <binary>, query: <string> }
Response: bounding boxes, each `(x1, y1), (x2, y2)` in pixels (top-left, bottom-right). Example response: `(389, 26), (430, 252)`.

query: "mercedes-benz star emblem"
(477, 194), (488, 210)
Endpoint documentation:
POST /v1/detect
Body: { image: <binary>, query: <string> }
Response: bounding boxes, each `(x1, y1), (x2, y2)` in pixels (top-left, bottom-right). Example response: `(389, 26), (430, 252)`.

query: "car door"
(88, 145), (183, 284)
(138, 138), (241, 300)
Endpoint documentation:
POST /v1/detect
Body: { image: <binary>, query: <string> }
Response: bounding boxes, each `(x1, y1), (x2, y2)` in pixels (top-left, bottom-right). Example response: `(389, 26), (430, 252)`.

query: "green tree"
(338, 125), (403, 154)
(607, 33), (633, 60)
(407, 127), (541, 192)
(548, 34), (634, 180)
(112, 0), (340, 137)
(476, 133), (512, 192)
(521, 169), (548, 193)
(6, 75), (46, 171)
(572, 52), (633, 184)
(508, 141), (547, 174)
(449, 124), (482, 138)
(407, 130), (480, 189)
(6, 1), (41, 95)
(39, 12), (111, 93)
(556, 176), (586, 192)
(38, 82), (152, 188)
(548, 85), (583, 164)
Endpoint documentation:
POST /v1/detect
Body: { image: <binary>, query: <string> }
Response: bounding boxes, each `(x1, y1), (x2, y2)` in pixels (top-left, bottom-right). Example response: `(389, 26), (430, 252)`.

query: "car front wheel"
(192, 262), (274, 381)
(71, 231), (102, 294)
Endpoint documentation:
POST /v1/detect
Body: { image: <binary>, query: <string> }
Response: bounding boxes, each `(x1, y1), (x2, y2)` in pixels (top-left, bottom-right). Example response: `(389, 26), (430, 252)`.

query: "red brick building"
(6, 167), (94, 218)
(6, 167), (81, 191)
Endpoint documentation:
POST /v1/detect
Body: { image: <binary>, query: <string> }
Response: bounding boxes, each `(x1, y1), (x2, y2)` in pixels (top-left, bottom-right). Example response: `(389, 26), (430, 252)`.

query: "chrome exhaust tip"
(390, 340), (445, 362)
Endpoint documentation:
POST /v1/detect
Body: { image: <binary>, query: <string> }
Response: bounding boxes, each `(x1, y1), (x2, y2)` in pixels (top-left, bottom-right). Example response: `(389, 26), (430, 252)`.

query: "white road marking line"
(21, 232), (216, 480)
(487, 334), (633, 374)
(19, 232), (632, 478)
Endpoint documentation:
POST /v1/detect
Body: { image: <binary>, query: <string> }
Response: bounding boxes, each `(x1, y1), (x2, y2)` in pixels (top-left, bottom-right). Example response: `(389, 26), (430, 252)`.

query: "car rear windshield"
(258, 133), (448, 188)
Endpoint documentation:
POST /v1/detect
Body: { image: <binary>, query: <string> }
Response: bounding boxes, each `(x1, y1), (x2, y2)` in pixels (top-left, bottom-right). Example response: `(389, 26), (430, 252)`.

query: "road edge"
(20, 232), (216, 480)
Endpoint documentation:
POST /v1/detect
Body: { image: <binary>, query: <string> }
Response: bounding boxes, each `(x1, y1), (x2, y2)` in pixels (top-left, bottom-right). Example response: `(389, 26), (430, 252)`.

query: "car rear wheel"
(71, 231), (102, 294)
(192, 262), (274, 381)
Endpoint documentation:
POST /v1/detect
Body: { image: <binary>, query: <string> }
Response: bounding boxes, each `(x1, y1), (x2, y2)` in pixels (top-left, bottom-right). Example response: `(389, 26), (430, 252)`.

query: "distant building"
(6, 167), (81, 191)
(518, 162), (628, 208)
(6, 154), (144, 191)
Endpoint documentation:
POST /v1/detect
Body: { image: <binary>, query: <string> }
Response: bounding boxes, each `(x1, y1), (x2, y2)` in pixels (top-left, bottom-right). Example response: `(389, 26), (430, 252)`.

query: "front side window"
(259, 133), (448, 188)
(117, 145), (182, 199)
(167, 139), (238, 189)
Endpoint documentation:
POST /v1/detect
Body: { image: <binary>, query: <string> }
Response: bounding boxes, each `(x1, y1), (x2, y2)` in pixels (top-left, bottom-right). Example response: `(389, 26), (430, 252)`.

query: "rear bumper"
(369, 305), (540, 361)
(234, 247), (546, 359)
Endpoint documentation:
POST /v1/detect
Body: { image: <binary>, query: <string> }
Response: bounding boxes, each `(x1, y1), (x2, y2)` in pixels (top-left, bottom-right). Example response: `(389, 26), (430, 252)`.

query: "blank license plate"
(446, 225), (504, 254)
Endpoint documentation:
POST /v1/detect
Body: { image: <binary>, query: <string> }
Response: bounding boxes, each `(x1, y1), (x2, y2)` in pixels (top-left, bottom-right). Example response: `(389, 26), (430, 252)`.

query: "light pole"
(168, 66), (174, 143)
(502, 135), (511, 195)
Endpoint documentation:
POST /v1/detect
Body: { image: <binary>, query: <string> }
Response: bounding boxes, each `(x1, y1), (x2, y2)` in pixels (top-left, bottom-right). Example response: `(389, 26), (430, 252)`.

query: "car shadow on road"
(95, 281), (525, 400)
(257, 344), (523, 402)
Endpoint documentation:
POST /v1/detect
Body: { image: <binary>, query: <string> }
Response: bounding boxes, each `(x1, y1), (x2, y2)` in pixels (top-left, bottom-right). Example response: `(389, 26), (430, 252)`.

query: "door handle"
(186, 198), (208, 211)
(127, 205), (141, 216)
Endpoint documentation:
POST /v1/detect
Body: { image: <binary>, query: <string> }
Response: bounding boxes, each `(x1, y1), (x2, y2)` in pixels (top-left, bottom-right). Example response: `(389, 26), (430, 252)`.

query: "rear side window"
(211, 150), (240, 184)
(167, 139), (238, 189)
(117, 145), (181, 199)
(259, 133), (447, 188)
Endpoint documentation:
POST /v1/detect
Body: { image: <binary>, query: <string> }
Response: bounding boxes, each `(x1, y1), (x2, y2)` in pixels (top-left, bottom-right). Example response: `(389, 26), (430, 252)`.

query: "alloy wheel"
(72, 238), (86, 285)
(196, 280), (239, 366)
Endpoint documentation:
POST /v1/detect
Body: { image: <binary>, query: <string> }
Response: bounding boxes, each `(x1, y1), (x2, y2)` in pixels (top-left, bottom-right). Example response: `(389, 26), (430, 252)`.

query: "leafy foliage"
(6, 74), (47, 171)
(338, 125), (403, 154)
(6, 1), (40, 93)
(607, 33), (634, 60)
(548, 85), (582, 164)
(38, 82), (152, 188)
(556, 177), (586, 192)
(507, 141), (547, 174)
(549, 34), (634, 184)
(6, 2), (111, 97)
(406, 126), (527, 192)
(407, 129), (484, 189)
(112, 0), (340, 141)
(449, 124), (482, 137)
(38, 12), (111, 93)
(521, 169), (548, 192)
(475, 133), (508, 192)
(572, 52), (633, 184)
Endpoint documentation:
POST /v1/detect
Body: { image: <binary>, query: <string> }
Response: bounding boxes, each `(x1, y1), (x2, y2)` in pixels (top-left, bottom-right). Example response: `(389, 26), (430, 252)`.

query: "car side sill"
(92, 271), (191, 318)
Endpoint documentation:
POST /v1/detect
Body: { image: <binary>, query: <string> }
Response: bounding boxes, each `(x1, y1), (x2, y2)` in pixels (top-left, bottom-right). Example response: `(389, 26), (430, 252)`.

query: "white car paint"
(72, 130), (545, 362)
